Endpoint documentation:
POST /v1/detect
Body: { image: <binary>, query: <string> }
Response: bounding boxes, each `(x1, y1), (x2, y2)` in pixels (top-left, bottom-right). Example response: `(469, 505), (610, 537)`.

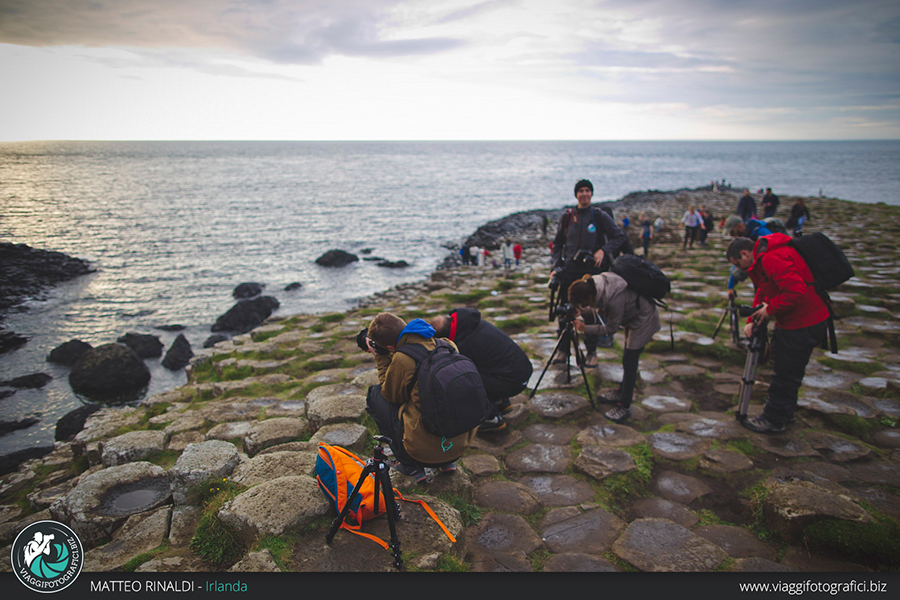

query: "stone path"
(1, 187), (899, 574)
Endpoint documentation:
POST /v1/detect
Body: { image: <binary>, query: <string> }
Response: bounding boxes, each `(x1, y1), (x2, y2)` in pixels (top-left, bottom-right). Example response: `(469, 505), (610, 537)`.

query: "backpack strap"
(396, 341), (449, 396)
(394, 490), (457, 543)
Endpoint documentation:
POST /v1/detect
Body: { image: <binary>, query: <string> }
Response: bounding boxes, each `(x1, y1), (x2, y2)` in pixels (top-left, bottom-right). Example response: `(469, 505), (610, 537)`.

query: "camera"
(356, 328), (389, 355)
(554, 302), (577, 323)
(572, 249), (594, 265)
(548, 267), (564, 291)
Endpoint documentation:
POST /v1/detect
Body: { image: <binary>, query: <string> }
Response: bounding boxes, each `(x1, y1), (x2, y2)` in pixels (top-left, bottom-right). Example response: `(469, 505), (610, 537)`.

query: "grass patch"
(823, 414), (878, 440)
(146, 449), (183, 469)
(741, 479), (779, 543)
(444, 289), (492, 304)
(802, 516), (900, 570)
(698, 509), (733, 526)
(817, 357), (885, 376)
(254, 534), (296, 570)
(218, 364), (256, 381)
(319, 313), (347, 323)
(436, 494), (482, 527)
(189, 479), (246, 566)
(435, 554), (469, 572)
(526, 547), (553, 572)
(122, 541), (170, 572)
(251, 329), (283, 342)
(494, 315), (538, 332)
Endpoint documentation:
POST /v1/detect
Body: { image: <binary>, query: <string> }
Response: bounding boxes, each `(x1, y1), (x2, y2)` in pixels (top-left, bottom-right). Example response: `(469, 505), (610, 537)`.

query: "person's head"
(574, 179), (593, 208)
(795, 197), (805, 206)
(726, 237), (755, 270)
(743, 189), (751, 197)
(724, 215), (745, 237)
(688, 205), (696, 213)
(430, 315), (451, 338)
(368, 312), (406, 351)
(567, 274), (597, 310)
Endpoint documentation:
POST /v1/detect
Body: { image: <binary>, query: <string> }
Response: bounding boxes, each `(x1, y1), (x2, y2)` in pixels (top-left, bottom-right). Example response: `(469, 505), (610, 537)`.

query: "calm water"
(1, 140), (898, 456)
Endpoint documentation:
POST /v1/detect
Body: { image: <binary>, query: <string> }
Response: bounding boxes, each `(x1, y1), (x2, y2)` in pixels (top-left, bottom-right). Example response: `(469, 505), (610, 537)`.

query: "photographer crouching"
(550, 179), (628, 366)
(358, 313), (480, 483)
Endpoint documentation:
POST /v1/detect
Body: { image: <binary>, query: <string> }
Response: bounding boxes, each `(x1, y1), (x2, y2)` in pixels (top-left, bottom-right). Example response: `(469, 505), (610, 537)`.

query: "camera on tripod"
(356, 327), (390, 355)
(554, 302), (577, 323)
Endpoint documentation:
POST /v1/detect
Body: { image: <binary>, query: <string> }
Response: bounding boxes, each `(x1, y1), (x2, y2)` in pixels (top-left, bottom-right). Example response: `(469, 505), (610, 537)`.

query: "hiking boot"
(604, 404), (631, 424)
(582, 353), (598, 367)
(597, 389), (621, 405)
(390, 460), (428, 484)
(478, 415), (507, 432)
(742, 415), (785, 434)
(437, 462), (457, 474)
(496, 398), (514, 415)
(597, 334), (614, 348)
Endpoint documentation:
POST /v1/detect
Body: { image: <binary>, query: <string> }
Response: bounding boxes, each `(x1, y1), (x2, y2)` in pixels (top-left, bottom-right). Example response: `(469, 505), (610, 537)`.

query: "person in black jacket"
(431, 307), (533, 432)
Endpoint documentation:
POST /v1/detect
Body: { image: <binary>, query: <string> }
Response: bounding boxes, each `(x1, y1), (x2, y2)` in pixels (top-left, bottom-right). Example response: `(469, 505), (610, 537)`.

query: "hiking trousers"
(763, 320), (829, 427)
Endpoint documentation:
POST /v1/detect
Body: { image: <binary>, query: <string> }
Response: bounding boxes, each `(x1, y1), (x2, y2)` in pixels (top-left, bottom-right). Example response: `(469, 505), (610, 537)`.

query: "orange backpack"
(314, 444), (456, 549)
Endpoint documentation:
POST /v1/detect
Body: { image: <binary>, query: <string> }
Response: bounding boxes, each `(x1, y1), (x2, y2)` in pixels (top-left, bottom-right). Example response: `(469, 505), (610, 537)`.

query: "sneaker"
(496, 398), (514, 415)
(604, 404), (631, 424)
(390, 460), (428, 484)
(597, 389), (621, 405)
(438, 462), (457, 474)
(582, 353), (598, 367)
(597, 334), (614, 349)
(742, 415), (785, 434)
(478, 415), (507, 432)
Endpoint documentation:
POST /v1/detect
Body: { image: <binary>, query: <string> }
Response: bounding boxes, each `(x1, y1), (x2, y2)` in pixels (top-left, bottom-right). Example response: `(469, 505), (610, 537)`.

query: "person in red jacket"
(726, 234), (831, 433)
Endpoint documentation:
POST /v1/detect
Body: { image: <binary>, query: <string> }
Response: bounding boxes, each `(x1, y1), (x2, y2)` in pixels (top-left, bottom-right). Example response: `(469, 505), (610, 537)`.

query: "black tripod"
(528, 318), (596, 409)
(735, 317), (769, 422)
(324, 436), (403, 570)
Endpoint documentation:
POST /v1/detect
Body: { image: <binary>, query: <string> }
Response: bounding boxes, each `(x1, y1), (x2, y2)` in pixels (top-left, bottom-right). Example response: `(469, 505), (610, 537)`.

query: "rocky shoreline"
(1, 186), (899, 575)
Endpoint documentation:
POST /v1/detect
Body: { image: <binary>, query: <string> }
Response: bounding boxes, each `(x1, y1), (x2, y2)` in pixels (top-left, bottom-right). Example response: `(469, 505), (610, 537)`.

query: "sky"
(0, 0), (898, 141)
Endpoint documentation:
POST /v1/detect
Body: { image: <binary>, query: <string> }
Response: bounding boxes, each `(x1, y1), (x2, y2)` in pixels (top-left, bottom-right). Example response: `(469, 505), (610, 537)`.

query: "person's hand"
(727, 288), (737, 300)
(593, 249), (605, 268)
(751, 302), (770, 323)
(743, 322), (754, 339)
(574, 318), (586, 333)
(364, 338), (376, 354)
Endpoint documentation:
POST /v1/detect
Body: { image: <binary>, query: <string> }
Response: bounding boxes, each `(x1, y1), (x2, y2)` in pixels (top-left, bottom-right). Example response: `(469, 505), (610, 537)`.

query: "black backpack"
(610, 254), (671, 306)
(789, 232), (855, 353)
(396, 340), (491, 439)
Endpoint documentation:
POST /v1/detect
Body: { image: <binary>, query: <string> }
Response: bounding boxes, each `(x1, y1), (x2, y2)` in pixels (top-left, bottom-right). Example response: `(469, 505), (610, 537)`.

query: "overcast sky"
(1, 0), (898, 141)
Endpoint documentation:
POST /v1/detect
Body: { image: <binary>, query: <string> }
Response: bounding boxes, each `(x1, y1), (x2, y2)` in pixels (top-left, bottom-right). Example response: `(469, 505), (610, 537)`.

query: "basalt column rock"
(162, 334), (194, 371)
(212, 296), (280, 333)
(69, 343), (151, 399)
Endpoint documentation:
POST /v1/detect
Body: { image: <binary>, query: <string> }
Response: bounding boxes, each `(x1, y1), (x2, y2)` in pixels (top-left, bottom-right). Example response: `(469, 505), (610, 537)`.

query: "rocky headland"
(1, 186), (899, 574)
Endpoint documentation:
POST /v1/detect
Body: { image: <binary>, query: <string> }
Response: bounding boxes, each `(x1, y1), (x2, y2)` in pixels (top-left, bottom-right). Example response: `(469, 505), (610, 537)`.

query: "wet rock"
(851, 461), (900, 487)
(575, 423), (644, 447)
(574, 446), (636, 481)
(116, 333), (164, 359)
(161, 334), (194, 371)
(505, 444), (572, 473)
(168, 440), (242, 505)
(694, 524), (776, 560)
(517, 474), (596, 507)
(749, 434), (820, 458)
(873, 430), (900, 449)
(803, 431), (873, 462)
(84, 506), (171, 571)
(55, 403), (102, 442)
(0, 242), (93, 315)
(630, 498), (699, 528)
(799, 390), (878, 418)
(315, 250), (359, 267)
(640, 395), (692, 413)
(542, 553), (618, 572)
(781, 547), (871, 572)
(612, 518), (729, 572)
(466, 513), (543, 558)
(542, 508), (626, 554)
(528, 392), (591, 419)
(461, 454), (501, 477)
(647, 432), (710, 460)
(699, 448), (755, 474)
(0, 446), (53, 477)
(218, 475), (330, 544)
(763, 480), (875, 540)
(652, 471), (713, 504)
(233, 282), (264, 299)
(0, 373), (52, 389)
(470, 429), (523, 454)
(665, 364), (707, 378)
(230, 451), (318, 487)
(100, 430), (169, 466)
(284, 282), (302, 292)
(243, 417), (309, 456)
(203, 334), (230, 348)
(470, 551), (534, 572)
(0, 417), (39, 436)
(673, 416), (746, 440)
(731, 557), (798, 572)
(0, 331), (28, 355)
(69, 343), (151, 399)
(376, 260), (410, 268)
(474, 481), (541, 514)
(211, 296), (280, 334)
(522, 423), (578, 445)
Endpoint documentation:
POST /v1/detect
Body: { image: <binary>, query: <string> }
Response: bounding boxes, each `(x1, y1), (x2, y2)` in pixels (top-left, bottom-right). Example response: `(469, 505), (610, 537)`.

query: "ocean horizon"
(1, 139), (899, 457)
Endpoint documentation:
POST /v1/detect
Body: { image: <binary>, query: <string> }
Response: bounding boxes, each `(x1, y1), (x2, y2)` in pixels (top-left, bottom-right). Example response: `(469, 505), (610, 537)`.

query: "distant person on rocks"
(785, 198), (811, 237)
(501, 239), (514, 270)
(699, 205), (715, 246)
(680, 205), (705, 250)
(431, 307), (533, 432)
(568, 273), (660, 424)
(460, 245), (471, 266)
(362, 312), (479, 482)
(621, 215), (630, 231)
(726, 236), (831, 433)
(639, 212), (653, 257)
(737, 190), (758, 223)
(551, 179), (628, 364)
(653, 217), (664, 233)
(513, 242), (522, 266)
(761, 188), (780, 218)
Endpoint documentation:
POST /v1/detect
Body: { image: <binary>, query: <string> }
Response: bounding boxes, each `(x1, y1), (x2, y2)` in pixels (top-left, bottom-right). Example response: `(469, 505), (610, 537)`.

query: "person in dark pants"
(550, 179), (628, 365)
(761, 188), (780, 218)
(737, 190), (757, 223)
(430, 307), (533, 432)
(726, 236), (831, 433)
(639, 212), (652, 257)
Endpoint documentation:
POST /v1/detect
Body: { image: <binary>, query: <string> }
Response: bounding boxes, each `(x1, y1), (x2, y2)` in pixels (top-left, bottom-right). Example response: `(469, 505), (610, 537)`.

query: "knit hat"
(574, 179), (593, 196)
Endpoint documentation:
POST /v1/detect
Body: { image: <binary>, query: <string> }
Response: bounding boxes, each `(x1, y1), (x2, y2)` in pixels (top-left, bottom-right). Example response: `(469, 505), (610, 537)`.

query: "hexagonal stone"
(168, 440), (242, 505)
(517, 474), (596, 507)
(522, 423), (578, 445)
(243, 417), (309, 456)
(798, 391), (878, 418)
(206, 421), (253, 441)
(673, 417), (746, 440)
(575, 423), (644, 448)
(647, 432), (710, 460)
(505, 444), (572, 473)
(629, 497), (699, 528)
(230, 451), (318, 487)
(469, 430), (523, 455)
(574, 446), (635, 481)
(652, 471), (713, 504)
(309, 423), (369, 454)
(596, 363), (624, 383)
(873, 430), (900, 449)
(167, 431), (205, 452)
(470, 551), (534, 572)
(803, 431), (873, 462)
(612, 518), (729, 572)
(640, 395), (692, 413)
(466, 513), (542, 557)
(731, 557), (798, 572)
(528, 392), (591, 420)
(474, 481), (541, 514)
(851, 461), (900, 487)
(461, 454), (501, 477)
(699, 448), (754, 474)
(750, 434), (820, 458)
(100, 430), (169, 467)
(694, 524), (776, 560)
(542, 507), (626, 554)
(542, 553), (618, 572)
(763, 481), (875, 540)
(665, 364), (707, 378)
(305, 384), (368, 429)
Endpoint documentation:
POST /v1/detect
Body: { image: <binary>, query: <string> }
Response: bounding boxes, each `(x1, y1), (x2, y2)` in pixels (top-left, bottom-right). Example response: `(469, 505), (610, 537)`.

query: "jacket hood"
(594, 272), (628, 308)
(753, 232), (792, 258)
(449, 308), (481, 341)
(398, 318), (435, 343)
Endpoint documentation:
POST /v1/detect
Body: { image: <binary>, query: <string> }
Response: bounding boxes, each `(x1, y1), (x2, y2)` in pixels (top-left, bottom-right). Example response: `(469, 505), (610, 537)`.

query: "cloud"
(0, 0), (466, 64)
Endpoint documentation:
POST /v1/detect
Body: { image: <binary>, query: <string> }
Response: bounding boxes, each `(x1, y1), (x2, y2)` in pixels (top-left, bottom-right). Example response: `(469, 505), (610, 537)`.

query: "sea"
(1, 140), (899, 459)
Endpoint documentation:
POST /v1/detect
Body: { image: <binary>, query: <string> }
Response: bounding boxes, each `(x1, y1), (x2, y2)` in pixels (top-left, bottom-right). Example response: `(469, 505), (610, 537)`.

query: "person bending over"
(726, 236), (830, 433)
(431, 307), (533, 432)
(567, 273), (660, 424)
(362, 312), (478, 483)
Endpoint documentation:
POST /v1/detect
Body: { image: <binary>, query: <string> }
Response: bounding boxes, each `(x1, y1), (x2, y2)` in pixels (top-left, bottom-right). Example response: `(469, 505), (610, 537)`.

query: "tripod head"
(373, 436), (392, 462)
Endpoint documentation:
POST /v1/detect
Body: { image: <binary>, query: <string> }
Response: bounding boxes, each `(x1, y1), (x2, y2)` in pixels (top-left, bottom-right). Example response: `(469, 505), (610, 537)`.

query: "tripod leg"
(571, 330), (596, 409)
(376, 464), (403, 570)
(712, 306), (729, 340)
(325, 463), (372, 544)
(736, 350), (760, 421)
(528, 327), (571, 399)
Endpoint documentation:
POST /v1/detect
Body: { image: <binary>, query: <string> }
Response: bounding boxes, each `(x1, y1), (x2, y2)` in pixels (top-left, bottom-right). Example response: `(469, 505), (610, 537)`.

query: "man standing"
(431, 308), (533, 432)
(551, 179), (628, 365)
(737, 190), (757, 223)
(761, 188), (780, 218)
(726, 236), (831, 433)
